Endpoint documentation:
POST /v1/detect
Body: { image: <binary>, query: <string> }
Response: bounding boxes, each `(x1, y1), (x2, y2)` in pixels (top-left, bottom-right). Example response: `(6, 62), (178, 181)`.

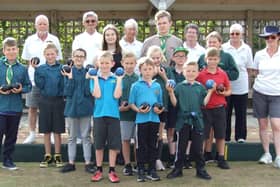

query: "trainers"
(40, 154), (53, 168)
(204, 152), (214, 164)
(137, 169), (146, 182)
(132, 165), (138, 173)
(259, 153), (272, 164)
(156, 159), (165, 171)
(54, 154), (63, 168)
(146, 169), (160, 181)
(183, 157), (193, 169)
(85, 163), (96, 174)
(166, 168), (183, 179)
(217, 159), (230, 169)
(273, 156), (280, 168)
(60, 163), (75, 173)
(123, 164), (133, 176)
(237, 138), (245, 143)
(91, 170), (103, 182)
(108, 171), (120, 183)
(2, 159), (18, 171)
(196, 169), (211, 180)
(23, 133), (36, 144)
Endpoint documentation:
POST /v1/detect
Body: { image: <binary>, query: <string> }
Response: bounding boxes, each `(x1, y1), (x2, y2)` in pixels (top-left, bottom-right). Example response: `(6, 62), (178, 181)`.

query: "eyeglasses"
(174, 55), (186, 58)
(265, 35), (277, 40)
(85, 20), (96, 24)
(230, 32), (240, 36)
(73, 55), (85, 58)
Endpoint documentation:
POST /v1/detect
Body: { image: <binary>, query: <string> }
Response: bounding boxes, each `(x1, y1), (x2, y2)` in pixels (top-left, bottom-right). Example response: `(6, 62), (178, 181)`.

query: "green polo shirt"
(197, 50), (239, 81)
(174, 80), (206, 131)
(120, 73), (139, 121)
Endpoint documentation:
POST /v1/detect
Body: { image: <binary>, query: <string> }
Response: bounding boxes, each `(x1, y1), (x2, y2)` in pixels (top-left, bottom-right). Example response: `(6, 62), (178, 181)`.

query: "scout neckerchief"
(158, 33), (171, 58)
(3, 58), (17, 85)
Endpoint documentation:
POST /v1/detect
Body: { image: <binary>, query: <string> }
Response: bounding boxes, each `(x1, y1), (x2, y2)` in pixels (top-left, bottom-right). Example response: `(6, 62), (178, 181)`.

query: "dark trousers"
(0, 114), (21, 161)
(175, 125), (205, 170)
(226, 94), (248, 141)
(136, 122), (159, 170)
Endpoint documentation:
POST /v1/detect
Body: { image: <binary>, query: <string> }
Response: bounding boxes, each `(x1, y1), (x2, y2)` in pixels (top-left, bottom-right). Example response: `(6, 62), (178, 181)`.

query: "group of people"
(0, 9), (280, 184)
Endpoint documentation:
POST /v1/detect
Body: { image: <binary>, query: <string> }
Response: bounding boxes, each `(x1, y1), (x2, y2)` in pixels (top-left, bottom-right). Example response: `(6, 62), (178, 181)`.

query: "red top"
(197, 67), (230, 109)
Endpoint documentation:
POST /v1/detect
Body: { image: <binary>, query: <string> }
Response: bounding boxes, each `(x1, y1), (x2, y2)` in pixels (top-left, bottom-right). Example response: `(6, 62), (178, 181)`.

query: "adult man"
(141, 10), (182, 66)
(22, 15), (62, 144)
(119, 18), (143, 59)
(72, 11), (102, 66)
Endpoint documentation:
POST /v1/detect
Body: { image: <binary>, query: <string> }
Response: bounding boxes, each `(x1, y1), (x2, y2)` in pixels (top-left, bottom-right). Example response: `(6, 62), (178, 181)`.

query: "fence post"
(50, 10), (58, 35)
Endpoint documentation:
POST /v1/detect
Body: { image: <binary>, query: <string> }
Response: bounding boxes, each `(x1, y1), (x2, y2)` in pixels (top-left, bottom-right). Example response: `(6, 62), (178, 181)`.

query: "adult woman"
(252, 26), (280, 168)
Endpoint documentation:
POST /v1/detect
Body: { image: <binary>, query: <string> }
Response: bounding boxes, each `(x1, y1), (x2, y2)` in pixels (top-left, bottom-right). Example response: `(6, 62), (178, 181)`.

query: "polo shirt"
(129, 79), (163, 124)
(166, 66), (185, 83)
(252, 47), (280, 96)
(183, 42), (206, 63)
(89, 74), (120, 119)
(197, 68), (230, 109)
(197, 50), (239, 81)
(174, 80), (206, 131)
(72, 31), (102, 66)
(21, 33), (62, 86)
(222, 40), (254, 94)
(120, 73), (139, 121)
(119, 38), (143, 59)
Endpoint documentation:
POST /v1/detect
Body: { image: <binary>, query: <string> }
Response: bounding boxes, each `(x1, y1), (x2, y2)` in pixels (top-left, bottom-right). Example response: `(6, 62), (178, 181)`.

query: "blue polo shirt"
(90, 73), (120, 119)
(0, 57), (31, 113)
(129, 79), (163, 124)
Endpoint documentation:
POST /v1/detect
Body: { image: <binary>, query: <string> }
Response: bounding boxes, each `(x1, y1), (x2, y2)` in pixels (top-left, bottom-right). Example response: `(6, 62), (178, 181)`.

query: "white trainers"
(259, 153), (272, 164)
(237, 139), (245, 143)
(273, 156), (280, 168)
(156, 159), (165, 171)
(23, 132), (36, 144)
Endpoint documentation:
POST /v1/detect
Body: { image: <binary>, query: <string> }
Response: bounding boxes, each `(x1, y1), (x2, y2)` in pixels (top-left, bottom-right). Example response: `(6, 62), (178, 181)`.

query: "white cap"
(230, 23), (243, 33)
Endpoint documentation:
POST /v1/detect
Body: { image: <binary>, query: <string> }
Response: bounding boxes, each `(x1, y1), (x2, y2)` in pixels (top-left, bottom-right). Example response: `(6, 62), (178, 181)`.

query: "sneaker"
(23, 133), (35, 144)
(166, 168), (183, 179)
(217, 159), (230, 169)
(123, 164), (133, 176)
(196, 169), (211, 180)
(273, 156), (280, 168)
(40, 154), (53, 168)
(237, 138), (245, 143)
(146, 169), (160, 181)
(2, 159), (18, 170)
(204, 152), (214, 164)
(85, 163), (96, 174)
(108, 171), (120, 183)
(91, 170), (103, 182)
(132, 165), (138, 173)
(54, 154), (63, 168)
(183, 159), (193, 169)
(137, 169), (146, 182)
(259, 153), (272, 164)
(60, 163), (75, 173)
(156, 159), (165, 171)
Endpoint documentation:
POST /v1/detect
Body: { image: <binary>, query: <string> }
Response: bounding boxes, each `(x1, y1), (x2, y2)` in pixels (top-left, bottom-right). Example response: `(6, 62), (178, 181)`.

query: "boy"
(60, 48), (95, 173)
(197, 47), (232, 169)
(166, 62), (213, 180)
(89, 51), (122, 183)
(0, 37), (31, 170)
(129, 57), (164, 182)
(119, 52), (139, 176)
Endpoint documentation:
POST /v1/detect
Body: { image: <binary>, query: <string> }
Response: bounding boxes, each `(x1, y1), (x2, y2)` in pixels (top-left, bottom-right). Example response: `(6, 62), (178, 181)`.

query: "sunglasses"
(230, 32), (240, 36)
(264, 35), (277, 40)
(85, 20), (96, 24)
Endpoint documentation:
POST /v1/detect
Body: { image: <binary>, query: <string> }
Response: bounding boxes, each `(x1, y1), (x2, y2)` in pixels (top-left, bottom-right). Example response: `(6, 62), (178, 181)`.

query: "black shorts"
(38, 96), (65, 134)
(203, 106), (226, 139)
(159, 111), (167, 123)
(93, 117), (121, 150)
(166, 106), (177, 129)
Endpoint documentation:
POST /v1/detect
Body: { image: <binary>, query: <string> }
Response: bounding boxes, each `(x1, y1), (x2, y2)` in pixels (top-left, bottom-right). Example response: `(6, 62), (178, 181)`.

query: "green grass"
(0, 162), (279, 187)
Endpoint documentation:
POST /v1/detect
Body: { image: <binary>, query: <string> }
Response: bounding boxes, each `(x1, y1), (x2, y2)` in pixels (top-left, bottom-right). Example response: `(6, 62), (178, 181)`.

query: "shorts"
(159, 111), (167, 123)
(165, 106), (177, 129)
(38, 96), (65, 133)
(120, 121), (136, 141)
(93, 117), (121, 150)
(203, 106), (226, 139)
(25, 86), (41, 108)
(253, 90), (280, 118)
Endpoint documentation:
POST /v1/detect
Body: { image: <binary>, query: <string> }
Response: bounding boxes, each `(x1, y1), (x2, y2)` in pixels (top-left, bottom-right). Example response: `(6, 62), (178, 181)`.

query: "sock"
(109, 167), (115, 173)
(97, 166), (103, 172)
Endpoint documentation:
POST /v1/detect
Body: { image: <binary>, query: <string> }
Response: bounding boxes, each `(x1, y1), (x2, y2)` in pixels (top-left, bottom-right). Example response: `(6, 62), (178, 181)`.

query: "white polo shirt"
(222, 40), (254, 94)
(72, 31), (102, 66)
(183, 42), (205, 63)
(21, 33), (63, 86)
(119, 38), (143, 59)
(252, 47), (280, 96)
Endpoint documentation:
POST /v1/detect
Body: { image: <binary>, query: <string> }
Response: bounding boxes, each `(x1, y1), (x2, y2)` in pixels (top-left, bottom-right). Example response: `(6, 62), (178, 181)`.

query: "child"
(119, 52), (139, 176)
(89, 51), (122, 183)
(60, 48), (95, 173)
(166, 62), (213, 180)
(33, 42), (65, 168)
(196, 47), (232, 169)
(0, 37), (31, 170)
(129, 57), (164, 182)
(146, 45), (168, 171)
(165, 47), (188, 168)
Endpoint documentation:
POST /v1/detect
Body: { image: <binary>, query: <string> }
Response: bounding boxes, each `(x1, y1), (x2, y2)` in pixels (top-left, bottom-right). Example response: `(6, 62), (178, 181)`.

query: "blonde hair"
(138, 57), (155, 70)
(43, 42), (58, 54)
(146, 45), (167, 63)
(205, 47), (220, 58)
(183, 61), (198, 70)
(122, 51), (136, 62)
(155, 10), (171, 22)
(206, 31), (222, 43)
(97, 50), (113, 62)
